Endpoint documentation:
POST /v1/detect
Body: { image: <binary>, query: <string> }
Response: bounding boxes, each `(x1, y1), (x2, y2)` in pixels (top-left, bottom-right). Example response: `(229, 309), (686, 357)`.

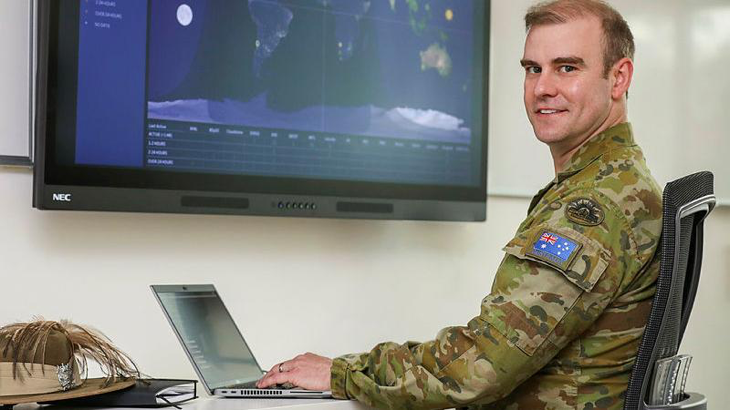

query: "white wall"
(1, 0), (729, 407)
(489, 0), (730, 201)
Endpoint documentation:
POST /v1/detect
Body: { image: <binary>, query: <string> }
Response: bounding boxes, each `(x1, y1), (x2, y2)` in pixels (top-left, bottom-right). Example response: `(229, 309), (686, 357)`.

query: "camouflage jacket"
(330, 123), (663, 410)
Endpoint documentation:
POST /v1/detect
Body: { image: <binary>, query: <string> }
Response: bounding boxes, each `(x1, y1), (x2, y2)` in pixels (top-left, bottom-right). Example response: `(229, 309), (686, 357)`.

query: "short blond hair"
(525, 0), (635, 77)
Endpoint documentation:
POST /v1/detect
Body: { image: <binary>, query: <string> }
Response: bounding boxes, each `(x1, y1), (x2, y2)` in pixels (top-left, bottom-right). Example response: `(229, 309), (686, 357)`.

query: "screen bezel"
(34, 0), (490, 220)
(151, 284), (265, 395)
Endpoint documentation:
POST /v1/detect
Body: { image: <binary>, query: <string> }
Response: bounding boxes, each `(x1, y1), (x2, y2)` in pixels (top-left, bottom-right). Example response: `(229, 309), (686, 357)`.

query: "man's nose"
(534, 72), (558, 98)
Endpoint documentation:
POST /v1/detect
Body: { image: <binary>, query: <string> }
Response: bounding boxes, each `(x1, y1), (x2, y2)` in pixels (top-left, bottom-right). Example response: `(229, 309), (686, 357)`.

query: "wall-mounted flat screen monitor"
(34, 0), (490, 221)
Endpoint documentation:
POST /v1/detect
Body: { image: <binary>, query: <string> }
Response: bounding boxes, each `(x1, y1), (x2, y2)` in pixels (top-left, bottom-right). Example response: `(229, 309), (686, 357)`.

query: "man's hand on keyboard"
(256, 352), (332, 392)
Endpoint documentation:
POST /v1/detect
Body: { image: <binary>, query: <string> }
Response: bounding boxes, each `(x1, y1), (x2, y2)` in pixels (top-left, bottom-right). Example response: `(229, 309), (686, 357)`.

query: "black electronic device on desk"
(44, 379), (197, 408)
(33, 0), (490, 221)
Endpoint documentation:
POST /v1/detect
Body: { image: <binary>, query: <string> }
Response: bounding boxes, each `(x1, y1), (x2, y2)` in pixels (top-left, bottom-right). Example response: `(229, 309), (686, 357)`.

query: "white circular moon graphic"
(177, 4), (193, 27)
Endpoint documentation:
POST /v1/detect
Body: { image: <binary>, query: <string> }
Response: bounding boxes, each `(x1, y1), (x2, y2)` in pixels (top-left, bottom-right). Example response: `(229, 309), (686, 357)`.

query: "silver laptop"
(151, 284), (331, 398)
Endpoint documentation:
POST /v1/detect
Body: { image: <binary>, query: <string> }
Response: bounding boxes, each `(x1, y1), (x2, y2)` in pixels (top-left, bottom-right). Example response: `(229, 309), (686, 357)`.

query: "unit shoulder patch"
(565, 197), (605, 226)
(525, 230), (583, 272)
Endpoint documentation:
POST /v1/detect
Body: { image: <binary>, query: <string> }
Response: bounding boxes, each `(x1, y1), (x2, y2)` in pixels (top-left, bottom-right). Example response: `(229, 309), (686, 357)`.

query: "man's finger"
(258, 369), (287, 388)
(257, 363), (299, 388)
(279, 360), (294, 373)
(257, 366), (277, 387)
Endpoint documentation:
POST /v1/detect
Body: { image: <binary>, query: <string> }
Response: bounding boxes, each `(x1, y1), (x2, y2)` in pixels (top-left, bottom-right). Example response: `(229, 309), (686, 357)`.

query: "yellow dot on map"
(445, 9), (454, 21)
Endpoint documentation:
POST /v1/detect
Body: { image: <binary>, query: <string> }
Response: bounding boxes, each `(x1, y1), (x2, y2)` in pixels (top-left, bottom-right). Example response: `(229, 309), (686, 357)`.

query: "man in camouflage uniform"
(258, 1), (662, 409)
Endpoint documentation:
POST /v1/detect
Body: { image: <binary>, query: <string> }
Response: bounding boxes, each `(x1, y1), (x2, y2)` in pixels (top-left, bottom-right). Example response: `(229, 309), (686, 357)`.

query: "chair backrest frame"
(623, 172), (715, 410)
(675, 196), (714, 345)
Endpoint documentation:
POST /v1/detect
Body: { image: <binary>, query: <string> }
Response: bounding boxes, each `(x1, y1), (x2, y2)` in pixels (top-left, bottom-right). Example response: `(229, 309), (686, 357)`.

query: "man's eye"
(560, 65), (577, 73)
(526, 66), (541, 74)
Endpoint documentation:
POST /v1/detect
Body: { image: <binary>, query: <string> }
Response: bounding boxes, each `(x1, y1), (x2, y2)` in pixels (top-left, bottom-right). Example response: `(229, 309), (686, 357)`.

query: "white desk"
(11, 397), (373, 409)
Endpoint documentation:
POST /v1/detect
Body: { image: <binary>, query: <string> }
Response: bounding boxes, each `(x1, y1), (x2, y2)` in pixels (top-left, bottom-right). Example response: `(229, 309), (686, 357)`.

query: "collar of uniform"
(555, 122), (636, 183)
(528, 180), (556, 214)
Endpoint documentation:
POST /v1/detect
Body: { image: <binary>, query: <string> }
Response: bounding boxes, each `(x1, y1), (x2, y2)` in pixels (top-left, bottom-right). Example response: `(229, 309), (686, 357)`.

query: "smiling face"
(522, 17), (620, 151)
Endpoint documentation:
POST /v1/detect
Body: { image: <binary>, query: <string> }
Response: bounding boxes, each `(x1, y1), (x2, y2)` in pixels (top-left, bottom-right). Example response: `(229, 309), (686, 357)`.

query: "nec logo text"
(52, 193), (72, 202)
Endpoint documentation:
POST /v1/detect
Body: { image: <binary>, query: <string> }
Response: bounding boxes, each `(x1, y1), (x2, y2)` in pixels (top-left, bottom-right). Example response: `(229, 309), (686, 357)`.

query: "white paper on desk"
(156, 384), (197, 405)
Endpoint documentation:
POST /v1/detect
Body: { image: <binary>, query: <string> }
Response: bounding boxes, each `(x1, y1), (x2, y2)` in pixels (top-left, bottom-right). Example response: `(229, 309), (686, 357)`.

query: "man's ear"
(611, 57), (634, 100)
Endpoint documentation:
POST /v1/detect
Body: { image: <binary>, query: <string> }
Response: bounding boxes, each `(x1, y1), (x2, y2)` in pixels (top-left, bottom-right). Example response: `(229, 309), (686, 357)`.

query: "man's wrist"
(330, 357), (350, 399)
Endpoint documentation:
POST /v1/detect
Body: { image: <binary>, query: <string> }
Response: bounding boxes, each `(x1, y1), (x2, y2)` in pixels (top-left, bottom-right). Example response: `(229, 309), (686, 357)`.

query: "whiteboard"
(488, 0), (730, 204)
(0, 1), (33, 163)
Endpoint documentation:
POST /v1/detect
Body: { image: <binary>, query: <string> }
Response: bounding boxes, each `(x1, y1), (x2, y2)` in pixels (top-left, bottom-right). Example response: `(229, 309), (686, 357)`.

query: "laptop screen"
(153, 285), (263, 389)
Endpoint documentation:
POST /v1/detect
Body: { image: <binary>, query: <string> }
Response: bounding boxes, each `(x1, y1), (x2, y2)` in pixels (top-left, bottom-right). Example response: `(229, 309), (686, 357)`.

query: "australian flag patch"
(526, 231), (582, 271)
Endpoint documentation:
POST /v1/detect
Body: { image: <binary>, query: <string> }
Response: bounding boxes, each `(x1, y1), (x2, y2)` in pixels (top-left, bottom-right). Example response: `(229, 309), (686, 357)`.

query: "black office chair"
(623, 171), (716, 410)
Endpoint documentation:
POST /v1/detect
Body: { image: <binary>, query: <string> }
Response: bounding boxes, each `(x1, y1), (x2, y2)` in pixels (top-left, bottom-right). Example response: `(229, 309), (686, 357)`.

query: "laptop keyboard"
(228, 380), (295, 390)
(231, 380), (258, 389)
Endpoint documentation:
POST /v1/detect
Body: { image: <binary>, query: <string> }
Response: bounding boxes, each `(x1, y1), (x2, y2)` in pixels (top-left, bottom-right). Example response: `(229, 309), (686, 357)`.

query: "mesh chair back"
(623, 172), (715, 410)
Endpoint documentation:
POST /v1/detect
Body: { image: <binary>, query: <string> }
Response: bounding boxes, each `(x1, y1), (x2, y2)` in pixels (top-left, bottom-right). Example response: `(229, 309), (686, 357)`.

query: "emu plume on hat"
(0, 319), (139, 406)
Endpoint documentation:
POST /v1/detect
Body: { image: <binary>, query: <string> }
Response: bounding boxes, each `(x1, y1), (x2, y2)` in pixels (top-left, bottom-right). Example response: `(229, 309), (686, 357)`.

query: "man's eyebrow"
(553, 56), (586, 66)
(520, 59), (538, 67)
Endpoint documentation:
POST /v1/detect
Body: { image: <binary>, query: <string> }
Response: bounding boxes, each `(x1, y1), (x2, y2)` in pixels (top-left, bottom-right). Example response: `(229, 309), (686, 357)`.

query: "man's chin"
(532, 129), (568, 145)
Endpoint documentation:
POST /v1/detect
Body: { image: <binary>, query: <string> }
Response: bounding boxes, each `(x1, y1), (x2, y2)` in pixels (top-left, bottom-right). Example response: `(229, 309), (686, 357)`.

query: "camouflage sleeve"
(330, 189), (644, 409)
